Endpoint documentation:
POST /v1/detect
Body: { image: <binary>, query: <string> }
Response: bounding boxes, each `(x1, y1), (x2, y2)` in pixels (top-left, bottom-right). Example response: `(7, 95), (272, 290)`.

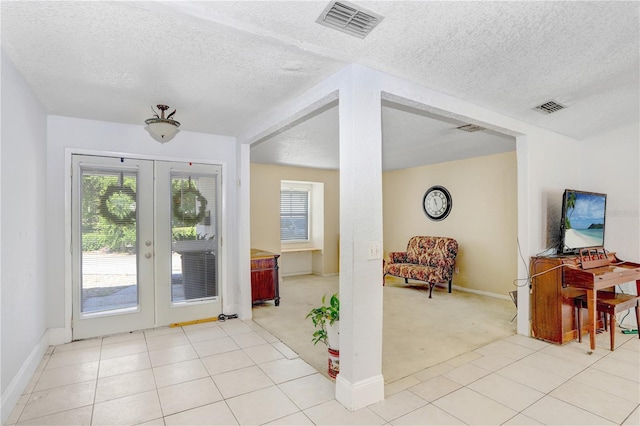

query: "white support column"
(237, 143), (252, 320)
(515, 135), (530, 336)
(335, 65), (385, 410)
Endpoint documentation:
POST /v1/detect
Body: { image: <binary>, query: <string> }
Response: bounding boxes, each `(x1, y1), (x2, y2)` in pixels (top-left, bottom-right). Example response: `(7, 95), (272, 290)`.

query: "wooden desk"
(563, 255), (640, 351)
(250, 249), (280, 306)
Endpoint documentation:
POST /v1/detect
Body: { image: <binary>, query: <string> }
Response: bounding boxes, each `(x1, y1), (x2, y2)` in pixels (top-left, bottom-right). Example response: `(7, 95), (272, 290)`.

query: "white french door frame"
(71, 155), (156, 339)
(155, 160), (223, 327)
(64, 148), (228, 341)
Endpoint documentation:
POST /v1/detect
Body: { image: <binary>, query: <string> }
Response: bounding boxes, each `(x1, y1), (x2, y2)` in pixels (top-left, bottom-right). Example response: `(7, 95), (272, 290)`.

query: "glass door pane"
(80, 169), (139, 313)
(171, 173), (218, 302)
(155, 161), (222, 326)
(72, 155), (155, 340)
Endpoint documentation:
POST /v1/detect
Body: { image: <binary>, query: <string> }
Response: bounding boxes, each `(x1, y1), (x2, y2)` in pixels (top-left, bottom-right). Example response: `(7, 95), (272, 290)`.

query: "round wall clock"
(422, 185), (452, 221)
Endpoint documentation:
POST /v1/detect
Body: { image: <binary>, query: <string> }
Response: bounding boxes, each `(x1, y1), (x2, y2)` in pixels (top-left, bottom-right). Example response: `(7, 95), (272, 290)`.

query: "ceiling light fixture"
(145, 104), (180, 143)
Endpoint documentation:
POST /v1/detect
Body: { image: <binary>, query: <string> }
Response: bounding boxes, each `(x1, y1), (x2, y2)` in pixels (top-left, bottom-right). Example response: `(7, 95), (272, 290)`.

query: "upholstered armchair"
(383, 236), (458, 298)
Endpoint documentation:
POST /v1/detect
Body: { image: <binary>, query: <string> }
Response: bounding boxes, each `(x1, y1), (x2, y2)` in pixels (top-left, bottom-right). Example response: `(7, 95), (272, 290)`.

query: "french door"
(71, 155), (222, 340)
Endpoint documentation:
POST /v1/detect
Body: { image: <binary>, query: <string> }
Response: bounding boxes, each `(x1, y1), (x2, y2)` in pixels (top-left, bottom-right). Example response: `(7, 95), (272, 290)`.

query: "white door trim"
(63, 147), (228, 342)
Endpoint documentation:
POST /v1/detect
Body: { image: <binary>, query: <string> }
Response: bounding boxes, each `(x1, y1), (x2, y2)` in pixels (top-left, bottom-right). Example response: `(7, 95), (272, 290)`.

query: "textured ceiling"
(2, 1), (638, 170)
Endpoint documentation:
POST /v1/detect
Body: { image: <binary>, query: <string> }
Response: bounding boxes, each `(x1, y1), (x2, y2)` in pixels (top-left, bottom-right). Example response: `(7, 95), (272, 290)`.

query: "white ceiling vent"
(316, 1), (383, 39)
(456, 124), (485, 132)
(534, 100), (566, 114)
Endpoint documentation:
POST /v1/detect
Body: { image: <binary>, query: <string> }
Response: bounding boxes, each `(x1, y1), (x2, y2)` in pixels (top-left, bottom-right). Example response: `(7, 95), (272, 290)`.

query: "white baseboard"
(281, 272), (338, 278)
(48, 326), (72, 346)
(281, 270), (312, 277)
(449, 284), (511, 300)
(224, 302), (243, 319)
(1, 331), (50, 425)
(335, 374), (384, 411)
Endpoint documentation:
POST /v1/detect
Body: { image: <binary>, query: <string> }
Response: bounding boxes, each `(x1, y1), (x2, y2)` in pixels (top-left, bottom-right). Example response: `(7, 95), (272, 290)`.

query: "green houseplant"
(306, 293), (340, 379)
(306, 293), (340, 347)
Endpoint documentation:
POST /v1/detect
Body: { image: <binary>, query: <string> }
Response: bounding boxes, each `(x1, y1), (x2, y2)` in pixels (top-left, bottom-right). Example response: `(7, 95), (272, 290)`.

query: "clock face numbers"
(422, 186), (452, 221)
(426, 191), (447, 215)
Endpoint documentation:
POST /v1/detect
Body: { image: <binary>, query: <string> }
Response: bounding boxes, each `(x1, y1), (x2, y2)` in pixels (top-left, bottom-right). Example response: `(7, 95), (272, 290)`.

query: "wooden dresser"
(250, 249), (280, 306)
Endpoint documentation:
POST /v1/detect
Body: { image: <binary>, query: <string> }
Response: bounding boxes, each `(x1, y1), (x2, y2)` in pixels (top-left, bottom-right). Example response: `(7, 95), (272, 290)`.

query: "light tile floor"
(5, 319), (639, 425)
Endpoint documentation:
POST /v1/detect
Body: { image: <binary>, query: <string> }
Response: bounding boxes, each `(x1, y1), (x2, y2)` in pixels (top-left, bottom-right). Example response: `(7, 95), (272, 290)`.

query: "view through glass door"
(155, 161), (222, 326)
(72, 155), (221, 340)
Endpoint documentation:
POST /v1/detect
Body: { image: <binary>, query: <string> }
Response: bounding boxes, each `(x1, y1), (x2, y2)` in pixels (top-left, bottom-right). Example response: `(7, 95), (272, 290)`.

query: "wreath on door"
(172, 182), (208, 226)
(98, 185), (137, 225)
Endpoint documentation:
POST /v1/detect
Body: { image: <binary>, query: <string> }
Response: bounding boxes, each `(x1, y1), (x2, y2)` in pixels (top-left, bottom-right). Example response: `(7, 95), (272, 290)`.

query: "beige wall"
(382, 152), (518, 297)
(250, 163), (340, 275)
(251, 152), (516, 295)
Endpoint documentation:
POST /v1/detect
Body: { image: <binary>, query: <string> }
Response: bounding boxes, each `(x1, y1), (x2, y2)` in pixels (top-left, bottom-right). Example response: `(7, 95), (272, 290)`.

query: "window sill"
(280, 247), (322, 253)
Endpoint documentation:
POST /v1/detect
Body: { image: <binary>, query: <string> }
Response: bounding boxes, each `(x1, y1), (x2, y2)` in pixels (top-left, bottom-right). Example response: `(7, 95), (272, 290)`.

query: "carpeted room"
(252, 274), (516, 385)
(250, 147), (519, 384)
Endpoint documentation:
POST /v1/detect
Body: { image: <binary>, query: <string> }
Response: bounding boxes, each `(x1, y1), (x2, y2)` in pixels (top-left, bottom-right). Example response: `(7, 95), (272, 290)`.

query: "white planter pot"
(326, 320), (339, 350)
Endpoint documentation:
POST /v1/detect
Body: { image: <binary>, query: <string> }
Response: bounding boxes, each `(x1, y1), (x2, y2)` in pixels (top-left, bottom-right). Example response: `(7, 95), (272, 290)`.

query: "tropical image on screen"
(561, 190), (606, 252)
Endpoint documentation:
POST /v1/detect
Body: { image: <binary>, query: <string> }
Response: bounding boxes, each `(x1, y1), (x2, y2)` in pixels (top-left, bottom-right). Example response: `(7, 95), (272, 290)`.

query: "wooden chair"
(575, 291), (640, 351)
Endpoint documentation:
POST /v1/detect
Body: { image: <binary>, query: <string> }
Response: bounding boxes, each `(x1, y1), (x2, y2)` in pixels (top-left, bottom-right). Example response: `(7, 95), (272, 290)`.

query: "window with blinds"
(280, 188), (310, 242)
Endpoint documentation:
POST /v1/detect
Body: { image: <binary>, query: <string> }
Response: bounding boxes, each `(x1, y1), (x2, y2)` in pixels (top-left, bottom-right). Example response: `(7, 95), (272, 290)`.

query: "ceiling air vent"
(456, 124), (485, 132)
(534, 100), (566, 114)
(316, 1), (384, 39)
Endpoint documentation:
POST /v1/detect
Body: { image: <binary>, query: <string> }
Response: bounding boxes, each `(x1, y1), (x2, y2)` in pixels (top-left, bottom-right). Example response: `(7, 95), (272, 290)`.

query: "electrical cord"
(514, 238), (580, 288)
(534, 245), (559, 257)
(513, 237), (531, 288)
(515, 242), (638, 331)
(613, 284), (639, 330)
(521, 245), (639, 332)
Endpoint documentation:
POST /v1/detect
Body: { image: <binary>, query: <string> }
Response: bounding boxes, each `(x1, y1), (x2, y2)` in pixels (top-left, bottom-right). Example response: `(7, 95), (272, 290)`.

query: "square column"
(335, 66), (384, 410)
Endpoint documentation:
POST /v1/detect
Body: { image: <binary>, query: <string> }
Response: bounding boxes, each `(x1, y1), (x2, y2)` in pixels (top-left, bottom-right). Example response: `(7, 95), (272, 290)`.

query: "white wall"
(582, 122), (639, 260)
(280, 251), (313, 276)
(45, 116), (239, 337)
(583, 122), (640, 327)
(1, 51), (49, 423)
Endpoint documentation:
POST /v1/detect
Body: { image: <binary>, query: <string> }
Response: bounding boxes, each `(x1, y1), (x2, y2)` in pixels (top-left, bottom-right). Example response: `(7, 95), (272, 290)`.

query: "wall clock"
(423, 185), (452, 221)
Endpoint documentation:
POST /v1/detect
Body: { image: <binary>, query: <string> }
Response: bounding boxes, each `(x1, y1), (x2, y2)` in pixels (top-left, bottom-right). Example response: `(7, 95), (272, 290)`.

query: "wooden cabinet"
(530, 256), (601, 344)
(251, 249), (280, 306)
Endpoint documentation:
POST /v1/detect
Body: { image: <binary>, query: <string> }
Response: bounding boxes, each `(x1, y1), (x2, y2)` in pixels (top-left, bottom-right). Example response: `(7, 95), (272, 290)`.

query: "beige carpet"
(251, 274), (517, 384)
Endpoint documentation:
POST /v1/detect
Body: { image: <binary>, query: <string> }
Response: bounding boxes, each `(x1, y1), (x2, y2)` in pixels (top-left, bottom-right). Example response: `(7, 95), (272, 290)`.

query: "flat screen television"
(558, 189), (607, 254)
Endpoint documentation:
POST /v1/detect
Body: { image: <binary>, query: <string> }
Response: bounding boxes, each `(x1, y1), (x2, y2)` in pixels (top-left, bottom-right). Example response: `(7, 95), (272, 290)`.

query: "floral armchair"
(383, 236), (458, 298)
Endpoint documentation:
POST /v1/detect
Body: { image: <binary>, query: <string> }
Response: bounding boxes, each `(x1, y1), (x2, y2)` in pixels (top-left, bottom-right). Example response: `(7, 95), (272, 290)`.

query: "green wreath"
(172, 185), (208, 226)
(99, 185), (137, 225)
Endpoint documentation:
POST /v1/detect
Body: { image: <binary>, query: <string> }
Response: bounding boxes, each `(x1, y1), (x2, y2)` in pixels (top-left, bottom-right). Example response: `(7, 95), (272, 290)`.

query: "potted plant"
(306, 293), (340, 378)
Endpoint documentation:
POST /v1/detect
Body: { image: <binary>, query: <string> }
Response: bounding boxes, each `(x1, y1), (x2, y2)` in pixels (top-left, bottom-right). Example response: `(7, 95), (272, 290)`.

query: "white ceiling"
(2, 1), (638, 171)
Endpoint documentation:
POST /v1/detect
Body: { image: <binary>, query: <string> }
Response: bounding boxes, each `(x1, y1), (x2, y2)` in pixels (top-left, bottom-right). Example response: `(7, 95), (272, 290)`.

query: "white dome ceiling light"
(145, 104), (181, 143)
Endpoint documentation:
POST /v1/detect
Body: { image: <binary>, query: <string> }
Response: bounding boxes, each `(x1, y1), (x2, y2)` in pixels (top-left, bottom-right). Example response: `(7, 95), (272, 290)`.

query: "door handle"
(145, 252), (152, 259)
(145, 240), (152, 247)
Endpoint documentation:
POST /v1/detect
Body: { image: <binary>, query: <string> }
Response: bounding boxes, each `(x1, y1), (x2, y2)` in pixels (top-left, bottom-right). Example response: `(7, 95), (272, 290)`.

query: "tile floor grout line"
(397, 336), (612, 425)
(207, 323), (254, 426)
(7, 322), (638, 425)
(537, 346), (637, 425)
(146, 329), (168, 424)
(88, 336), (104, 426)
(511, 336), (637, 425)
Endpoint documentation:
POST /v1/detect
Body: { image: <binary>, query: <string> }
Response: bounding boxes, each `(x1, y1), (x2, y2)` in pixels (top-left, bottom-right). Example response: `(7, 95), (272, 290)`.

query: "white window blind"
(280, 189), (309, 241)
